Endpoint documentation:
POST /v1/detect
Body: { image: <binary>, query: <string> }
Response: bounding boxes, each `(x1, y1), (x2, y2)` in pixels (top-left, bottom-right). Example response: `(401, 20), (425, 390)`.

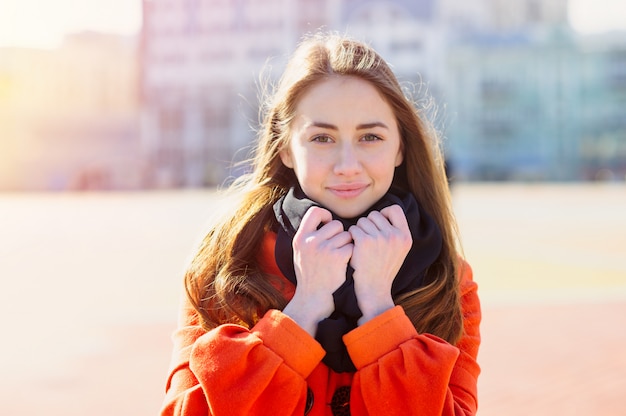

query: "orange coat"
(161, 232), (481, 416)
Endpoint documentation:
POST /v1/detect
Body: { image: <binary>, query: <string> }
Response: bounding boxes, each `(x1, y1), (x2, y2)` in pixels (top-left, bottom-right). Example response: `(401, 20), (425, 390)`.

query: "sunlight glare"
(0, 0), (141, 49)
(569, 0), (626, 34)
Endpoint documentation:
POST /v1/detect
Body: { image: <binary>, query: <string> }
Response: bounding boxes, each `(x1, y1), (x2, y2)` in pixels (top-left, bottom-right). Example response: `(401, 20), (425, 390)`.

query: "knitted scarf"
(273, 186), (442, 372)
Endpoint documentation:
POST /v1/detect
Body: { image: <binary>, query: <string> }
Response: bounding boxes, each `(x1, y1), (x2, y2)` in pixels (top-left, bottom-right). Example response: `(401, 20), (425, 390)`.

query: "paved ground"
(1, 183), (625, 415)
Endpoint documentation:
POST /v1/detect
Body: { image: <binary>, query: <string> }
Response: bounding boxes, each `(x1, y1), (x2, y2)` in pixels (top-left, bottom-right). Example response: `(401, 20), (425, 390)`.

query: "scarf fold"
(273, 186), (442, 372)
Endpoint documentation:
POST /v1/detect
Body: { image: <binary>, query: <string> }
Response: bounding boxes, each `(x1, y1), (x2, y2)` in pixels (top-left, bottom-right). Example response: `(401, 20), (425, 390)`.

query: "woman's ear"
(279, 147), (294, 168)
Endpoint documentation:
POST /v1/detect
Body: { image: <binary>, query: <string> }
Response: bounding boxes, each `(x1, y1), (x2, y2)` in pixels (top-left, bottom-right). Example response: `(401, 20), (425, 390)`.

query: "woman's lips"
(328, 184), (368, 198)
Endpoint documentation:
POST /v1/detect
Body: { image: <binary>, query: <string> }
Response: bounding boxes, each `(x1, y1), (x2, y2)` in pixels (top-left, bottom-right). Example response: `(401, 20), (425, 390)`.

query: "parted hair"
(184, 32), (463, 345)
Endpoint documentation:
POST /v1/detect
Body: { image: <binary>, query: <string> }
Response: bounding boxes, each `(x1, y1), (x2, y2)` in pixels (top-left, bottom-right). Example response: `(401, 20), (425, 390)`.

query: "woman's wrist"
(283, 292), (333, 337)
(357, 293), (395, 326)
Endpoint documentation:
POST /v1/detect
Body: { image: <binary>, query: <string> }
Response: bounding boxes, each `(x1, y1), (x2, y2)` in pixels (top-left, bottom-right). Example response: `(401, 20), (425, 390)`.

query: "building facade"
(577, 34), (626, 180)
(139, 0), (626, 186)
(140, 0), (319, 187)
(444, 29), (583, 180)
(139, 0), (443, 187)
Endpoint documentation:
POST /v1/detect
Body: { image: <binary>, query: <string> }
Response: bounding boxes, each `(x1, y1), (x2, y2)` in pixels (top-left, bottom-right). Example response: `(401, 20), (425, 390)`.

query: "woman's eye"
(361, 134), (382, 142)
(312, 135), (333, 143)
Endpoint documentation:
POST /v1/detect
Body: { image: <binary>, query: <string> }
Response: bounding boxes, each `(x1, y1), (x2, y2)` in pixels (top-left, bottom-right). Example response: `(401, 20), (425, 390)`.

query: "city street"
(1, 183), (625, 415)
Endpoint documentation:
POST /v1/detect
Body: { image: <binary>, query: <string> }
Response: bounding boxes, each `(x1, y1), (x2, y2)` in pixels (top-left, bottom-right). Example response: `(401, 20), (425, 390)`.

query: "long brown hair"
(184, 33), (463, 344)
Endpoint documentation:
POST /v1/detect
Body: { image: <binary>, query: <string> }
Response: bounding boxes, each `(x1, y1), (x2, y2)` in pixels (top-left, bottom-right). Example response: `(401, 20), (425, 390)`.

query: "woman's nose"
(333, 143), (362, 175)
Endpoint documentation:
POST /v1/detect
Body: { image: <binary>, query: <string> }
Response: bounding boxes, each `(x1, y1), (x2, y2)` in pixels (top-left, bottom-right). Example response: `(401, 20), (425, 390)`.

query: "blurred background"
(1, 0), (625, 190)
(1, 1), (625, 415)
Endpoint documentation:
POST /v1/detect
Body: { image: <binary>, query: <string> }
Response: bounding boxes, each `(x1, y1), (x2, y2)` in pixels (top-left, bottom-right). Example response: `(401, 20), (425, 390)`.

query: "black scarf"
(273, 186), (442, 373)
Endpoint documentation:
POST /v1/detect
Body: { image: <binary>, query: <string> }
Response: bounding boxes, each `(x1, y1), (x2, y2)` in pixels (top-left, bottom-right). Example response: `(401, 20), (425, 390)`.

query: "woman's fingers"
(298, 206), (333, 233)
(379, 205), (410, 233)
(348, 205), (413, 319)
(292, 206), (353, 284)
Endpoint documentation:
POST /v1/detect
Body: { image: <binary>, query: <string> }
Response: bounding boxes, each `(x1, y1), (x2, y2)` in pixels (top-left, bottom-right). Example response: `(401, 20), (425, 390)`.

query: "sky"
(0, 0), (625, 49)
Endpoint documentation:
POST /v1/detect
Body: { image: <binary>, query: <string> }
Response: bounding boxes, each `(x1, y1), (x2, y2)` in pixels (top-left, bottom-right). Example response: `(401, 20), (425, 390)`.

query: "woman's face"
(280, 76), (403, 218)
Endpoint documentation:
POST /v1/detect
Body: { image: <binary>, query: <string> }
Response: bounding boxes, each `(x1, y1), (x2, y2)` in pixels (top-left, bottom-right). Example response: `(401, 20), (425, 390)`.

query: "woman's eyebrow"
(356, 122), (389, 130)
(306, 121), (389, 130)
(307, 121), (338, 130)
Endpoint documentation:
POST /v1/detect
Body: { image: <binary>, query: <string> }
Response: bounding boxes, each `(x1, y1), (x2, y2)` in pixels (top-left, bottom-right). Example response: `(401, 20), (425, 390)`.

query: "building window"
(481, 79), (515, 104)
(160, 107), (183, 134)
(203, 104), (230, 129)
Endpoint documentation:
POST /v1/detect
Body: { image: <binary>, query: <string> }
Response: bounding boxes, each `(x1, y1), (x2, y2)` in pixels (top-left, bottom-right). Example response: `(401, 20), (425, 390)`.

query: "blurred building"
(125, 0), (626, 186)
(139, 0), (445, 187)
(5, 1), (622, 190)
(0, 32), (140, 191)
(140, 0), (297, 187)
(444, 29), (584, 180)
(440, 0), (625, 181)
(2, 0), (624, 190)
(442, 7), (626, 180)
(337, 0), (443, 83)
(441, 0), (575, 180)
(439, 0), (569, 33)
(578, 34), (626, 181)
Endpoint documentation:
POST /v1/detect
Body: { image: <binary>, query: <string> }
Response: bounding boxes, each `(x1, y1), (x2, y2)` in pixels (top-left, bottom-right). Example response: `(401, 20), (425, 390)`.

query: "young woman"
(161, 33), (481, 416)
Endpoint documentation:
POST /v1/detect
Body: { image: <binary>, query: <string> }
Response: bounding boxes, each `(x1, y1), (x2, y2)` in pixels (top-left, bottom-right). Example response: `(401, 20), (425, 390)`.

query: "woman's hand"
(282, 206), (353, 336)
(348, 205), (412, 325)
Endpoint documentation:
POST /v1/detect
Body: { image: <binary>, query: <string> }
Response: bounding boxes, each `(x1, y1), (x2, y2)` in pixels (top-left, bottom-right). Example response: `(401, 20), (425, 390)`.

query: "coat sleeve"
(160, 300), (326, 416)
(345, 260), (481, 416)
